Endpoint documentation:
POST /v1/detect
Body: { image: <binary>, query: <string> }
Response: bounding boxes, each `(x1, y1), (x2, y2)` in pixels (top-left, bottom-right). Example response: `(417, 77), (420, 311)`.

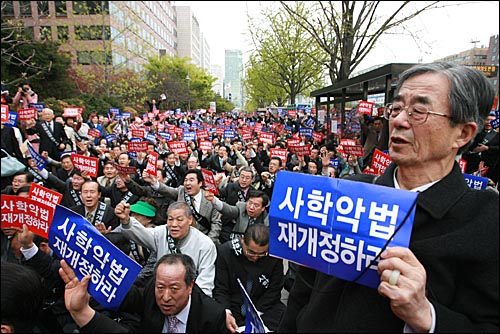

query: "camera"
(22, 87), (29, 93)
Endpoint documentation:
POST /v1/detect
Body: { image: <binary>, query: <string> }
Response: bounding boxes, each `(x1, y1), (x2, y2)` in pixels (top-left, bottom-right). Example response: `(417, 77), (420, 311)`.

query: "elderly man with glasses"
(213, 223), (286, 333)
(279, 62), (499, 333)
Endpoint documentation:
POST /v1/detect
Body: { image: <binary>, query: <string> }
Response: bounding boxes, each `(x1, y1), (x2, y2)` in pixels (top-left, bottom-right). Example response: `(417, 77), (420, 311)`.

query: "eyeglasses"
(245, 249), (269, 257)
(384, 103), (451, 125)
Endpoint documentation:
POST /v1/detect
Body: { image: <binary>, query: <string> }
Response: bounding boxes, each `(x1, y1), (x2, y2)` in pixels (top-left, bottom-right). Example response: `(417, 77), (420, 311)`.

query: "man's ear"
(454, 121), (478, 150)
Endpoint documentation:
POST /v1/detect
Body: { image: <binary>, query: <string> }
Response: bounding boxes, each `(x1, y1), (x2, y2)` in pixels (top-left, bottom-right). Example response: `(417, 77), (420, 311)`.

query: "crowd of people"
(1, 62), (498, 333)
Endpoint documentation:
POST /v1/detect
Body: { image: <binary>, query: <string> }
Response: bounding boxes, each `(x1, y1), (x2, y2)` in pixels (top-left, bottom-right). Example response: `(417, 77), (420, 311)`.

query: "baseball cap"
(130, 201), (156, 217)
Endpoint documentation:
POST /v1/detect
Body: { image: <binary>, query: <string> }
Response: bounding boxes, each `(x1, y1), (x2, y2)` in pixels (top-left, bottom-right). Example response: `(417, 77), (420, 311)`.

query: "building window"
(40, 26), (52, 41)
(2, 1), (14, 16)
(55, 1), (67, 17)
(57, 26), (69, 41)
(75, 25), (111, 40)
(77, 50), (112, 65)
(73, 1), (109, 15)
(37, 1), (49, 17)
(19, 1), (32, 17)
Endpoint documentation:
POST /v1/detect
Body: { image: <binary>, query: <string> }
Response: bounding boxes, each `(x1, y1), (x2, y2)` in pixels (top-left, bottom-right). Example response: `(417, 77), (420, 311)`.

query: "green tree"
(1, 16), (75, 100)
(247, 2), (326, 105)
(145, 55), (216, 111)
(245, 54), (288, 108)
(280, 1), (440, 84)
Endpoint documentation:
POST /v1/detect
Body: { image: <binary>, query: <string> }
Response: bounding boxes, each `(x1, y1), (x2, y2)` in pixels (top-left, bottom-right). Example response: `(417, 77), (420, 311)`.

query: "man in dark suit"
(59, 253), (228, 333)
(25, 108), (69, 161)
(69, 179), (119, 232)
(214, 224), (285, 332)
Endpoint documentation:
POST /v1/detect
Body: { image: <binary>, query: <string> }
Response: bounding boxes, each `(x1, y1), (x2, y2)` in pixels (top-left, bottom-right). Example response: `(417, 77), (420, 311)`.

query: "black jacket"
(81, 283), (228, 333)
(278, 162), (499, 332)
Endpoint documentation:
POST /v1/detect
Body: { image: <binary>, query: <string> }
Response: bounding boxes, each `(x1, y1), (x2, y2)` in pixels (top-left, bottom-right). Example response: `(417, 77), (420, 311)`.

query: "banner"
(168, 141), (188, 155)
(17, 107), (37, 121)
(463, 173), (488, 190)
(1, 195), (54, 239)
(145, 152), (158, 176)
(71, 154), (99, 178)
(269, 171), (418, 289)
(201, 169), (219, 196)
(237, 278), (266, 333)
(29, 183), (62, 210)
(370, 149), (392, 175)
(49, 205), (142, 310)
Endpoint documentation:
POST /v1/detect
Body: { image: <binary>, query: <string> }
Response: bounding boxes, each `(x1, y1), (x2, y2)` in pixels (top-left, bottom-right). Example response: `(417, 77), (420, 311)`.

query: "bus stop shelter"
(311, 63), (418, 133)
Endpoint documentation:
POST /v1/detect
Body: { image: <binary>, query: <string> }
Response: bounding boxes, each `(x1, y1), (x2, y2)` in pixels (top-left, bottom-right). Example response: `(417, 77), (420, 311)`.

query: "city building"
(224, 49), (244, 109)
(2, 1), (177, 71)
(175, 5), (210, 70)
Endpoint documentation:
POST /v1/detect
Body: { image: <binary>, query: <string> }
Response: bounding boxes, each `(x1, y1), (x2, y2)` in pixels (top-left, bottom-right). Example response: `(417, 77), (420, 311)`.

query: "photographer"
(12, 82), (38, 110)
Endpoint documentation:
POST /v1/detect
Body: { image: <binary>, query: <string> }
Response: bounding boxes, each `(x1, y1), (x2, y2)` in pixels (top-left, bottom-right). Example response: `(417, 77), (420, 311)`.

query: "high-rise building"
(175, 6), (210, 70)
(210, 64), (223, 96)
(1, 1), (177, 71)
(486, 34), (499, 94)
(224, 49), (243, 109)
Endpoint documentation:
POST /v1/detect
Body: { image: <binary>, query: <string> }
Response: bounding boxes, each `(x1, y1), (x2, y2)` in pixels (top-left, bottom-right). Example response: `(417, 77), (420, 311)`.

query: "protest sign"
(1, 195), (53, 238)
(237, 278), (267, 333)
(49, 205), (142, 310)
(269, 171), (418, 289)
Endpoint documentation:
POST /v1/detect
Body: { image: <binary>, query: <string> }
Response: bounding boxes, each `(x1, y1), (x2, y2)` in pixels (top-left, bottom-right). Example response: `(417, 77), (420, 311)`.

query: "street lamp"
(186, 74), (191, 112)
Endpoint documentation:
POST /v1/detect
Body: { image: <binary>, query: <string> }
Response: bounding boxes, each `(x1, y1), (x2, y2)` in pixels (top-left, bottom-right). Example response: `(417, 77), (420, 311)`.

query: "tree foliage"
(247, 2), (326, 105)
(144, 55), (216, 111)
(280, 1), (440, 84)
(1, 16), (76, 100)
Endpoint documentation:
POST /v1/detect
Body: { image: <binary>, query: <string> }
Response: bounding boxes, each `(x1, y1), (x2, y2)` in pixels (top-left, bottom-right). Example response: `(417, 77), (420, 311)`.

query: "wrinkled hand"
(115, 201), (131, 223)
(377, 247), (431, 332)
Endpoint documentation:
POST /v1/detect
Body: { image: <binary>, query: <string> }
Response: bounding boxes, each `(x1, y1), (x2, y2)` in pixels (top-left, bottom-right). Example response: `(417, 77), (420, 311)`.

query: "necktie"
(105, 178), (111, 187)
(168, 316), (179, 333)
(191, 196), (197, 210)
(248, 217), (256, 225)
(241, 275), (254, 317)
(86, 212), (93, 223)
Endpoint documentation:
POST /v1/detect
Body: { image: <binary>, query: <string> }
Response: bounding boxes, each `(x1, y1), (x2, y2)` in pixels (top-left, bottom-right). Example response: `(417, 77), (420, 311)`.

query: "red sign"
(71, 153), (99, 177)
(112, 162), (138, 176)
(342, 145), (364, 157)
(288, 109), (297, 118)
(17, 108), (37, 121)
(289, 144), (311, 156)
(1, 195), (54, 239)
(131, 129), (146, 138)
(370, 149), (392, 175)
(201, 169), (219, 196)
(458, 158), (467, 173)
(145, 152), (158, 176)
(199, 140), (213, 152)
(128, 141), (148, 152)
(259, 132), (275, 144)
(358, 100), (374, 115)
(197, 129), (209, 139)
(88, 129), (101, 138)
(242, 131), (252, 141)
(168, 141), (189, 154)
(286, 138), (300, 146)
(29, 183), (62, 209)
(1, 104), (9, 123)
(63, 107), (83, 117)
(312, 131), (323, 143)
(270, 148), (288, 162)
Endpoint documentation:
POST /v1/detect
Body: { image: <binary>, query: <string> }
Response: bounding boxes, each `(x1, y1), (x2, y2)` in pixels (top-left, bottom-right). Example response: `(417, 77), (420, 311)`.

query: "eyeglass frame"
(245, 249), (269, 257)
(383, 102), (452, 125)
